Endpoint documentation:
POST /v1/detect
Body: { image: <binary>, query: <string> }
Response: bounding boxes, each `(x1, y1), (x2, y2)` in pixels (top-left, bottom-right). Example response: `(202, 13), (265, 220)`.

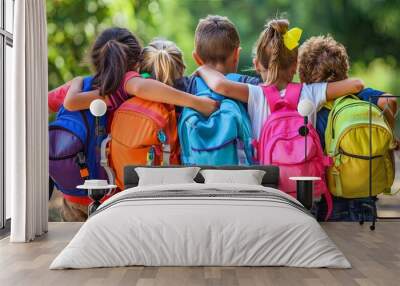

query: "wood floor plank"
(0, 222), (399, 286)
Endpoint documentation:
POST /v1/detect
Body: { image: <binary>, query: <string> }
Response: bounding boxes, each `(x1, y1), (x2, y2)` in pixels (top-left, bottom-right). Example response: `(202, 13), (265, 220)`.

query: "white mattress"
(50, 183), (351, 269)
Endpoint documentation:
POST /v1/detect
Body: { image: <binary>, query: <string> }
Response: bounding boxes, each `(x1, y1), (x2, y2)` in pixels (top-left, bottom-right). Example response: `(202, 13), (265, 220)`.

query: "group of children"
(50, 15), (397, 221)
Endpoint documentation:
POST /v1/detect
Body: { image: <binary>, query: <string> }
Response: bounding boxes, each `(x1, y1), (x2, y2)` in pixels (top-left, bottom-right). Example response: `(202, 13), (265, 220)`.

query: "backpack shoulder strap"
(225, 73), (242, 82)
(323, 101), (334, 111)
(260, 84), (282, 113)
(284, 83), (302, 110)
(324, 94), (358, 111)
(195, 77), (212, 97)
(82, 76), (94, 91)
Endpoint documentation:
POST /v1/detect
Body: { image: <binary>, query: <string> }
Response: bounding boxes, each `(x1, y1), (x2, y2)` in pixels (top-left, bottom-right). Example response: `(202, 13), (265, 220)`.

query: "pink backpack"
(257, 83), (332, 220)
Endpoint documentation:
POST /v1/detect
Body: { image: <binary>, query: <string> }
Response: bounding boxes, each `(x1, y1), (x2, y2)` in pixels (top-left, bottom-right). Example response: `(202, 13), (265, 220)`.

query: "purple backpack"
(49, 77), (108, 198)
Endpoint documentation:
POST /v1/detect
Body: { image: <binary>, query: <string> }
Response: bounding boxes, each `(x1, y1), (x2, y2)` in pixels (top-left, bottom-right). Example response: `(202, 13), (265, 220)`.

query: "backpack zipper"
(332, 122), (391, 158)
(120, 103), (167, 128)
(338, 147), (383, 160)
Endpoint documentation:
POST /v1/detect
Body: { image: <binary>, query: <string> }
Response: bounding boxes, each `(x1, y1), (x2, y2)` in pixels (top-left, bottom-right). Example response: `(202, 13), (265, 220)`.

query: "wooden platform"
(0, 222), (399, 286)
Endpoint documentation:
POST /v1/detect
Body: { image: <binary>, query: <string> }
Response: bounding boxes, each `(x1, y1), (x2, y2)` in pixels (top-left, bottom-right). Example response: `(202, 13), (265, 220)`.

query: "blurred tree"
(47, 0), (109, 90)
(47, 0), (400, 93)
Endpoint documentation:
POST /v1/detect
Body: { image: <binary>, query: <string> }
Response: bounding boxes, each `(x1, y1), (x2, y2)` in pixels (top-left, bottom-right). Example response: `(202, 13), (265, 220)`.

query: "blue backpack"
(49, 76), (109, 197)
(178, 74), (254, 165)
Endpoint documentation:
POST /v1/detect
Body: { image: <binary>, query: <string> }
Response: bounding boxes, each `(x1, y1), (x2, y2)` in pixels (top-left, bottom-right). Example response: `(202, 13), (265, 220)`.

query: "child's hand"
(195, 96), (219, 117)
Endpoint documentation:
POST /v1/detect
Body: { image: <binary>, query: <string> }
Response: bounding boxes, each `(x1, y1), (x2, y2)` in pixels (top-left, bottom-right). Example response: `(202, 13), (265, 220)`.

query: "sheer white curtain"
(7, 0), (48, 242)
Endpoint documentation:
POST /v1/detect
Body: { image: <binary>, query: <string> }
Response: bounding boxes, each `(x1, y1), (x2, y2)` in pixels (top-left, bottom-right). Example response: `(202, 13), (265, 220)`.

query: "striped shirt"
(105, 71), (140, 129)
(106, 71), (140, 114)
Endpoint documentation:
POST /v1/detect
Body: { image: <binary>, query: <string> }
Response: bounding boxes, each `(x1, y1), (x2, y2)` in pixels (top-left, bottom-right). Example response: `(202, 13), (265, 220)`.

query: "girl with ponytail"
(196, 18), (364, 140)
(64, 27), (217, 119)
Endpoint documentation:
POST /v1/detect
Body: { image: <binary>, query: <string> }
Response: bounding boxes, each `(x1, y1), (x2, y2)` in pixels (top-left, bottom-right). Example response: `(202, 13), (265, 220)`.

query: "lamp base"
(87, 188), (108, 216)
(296, 180), (313, 210)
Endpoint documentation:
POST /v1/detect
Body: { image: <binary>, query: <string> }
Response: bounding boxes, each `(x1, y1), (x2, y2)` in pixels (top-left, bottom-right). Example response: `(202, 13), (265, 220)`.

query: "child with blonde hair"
(105, 38), (191, 190)
(141, 39), (186, 87)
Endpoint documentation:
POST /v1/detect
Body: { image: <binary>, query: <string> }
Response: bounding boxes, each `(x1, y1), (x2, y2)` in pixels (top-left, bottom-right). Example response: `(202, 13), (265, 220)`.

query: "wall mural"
(47, 1), (400, 224)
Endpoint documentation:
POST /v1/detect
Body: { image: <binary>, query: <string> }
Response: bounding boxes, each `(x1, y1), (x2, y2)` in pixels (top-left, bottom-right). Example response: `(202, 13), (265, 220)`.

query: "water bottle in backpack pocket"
(49, 77), (109, 197)
(256, 83), (333, 219)
(178, 74), (254, 166)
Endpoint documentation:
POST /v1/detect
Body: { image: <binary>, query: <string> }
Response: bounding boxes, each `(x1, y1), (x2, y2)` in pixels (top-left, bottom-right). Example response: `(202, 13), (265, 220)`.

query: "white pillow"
(135, 167), (200, 186)
(200, 169), (266, 185)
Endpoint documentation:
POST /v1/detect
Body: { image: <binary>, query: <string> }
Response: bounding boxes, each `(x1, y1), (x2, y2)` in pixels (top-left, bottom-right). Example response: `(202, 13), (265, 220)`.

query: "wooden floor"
(0, 222), (399, 286)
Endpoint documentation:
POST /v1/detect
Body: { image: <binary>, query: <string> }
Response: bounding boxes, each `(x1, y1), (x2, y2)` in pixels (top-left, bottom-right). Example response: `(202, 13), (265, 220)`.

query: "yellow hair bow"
(283, 27), (303, 50)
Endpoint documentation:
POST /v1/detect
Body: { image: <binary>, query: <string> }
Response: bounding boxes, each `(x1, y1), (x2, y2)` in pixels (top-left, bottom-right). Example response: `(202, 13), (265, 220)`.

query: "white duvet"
(50, 183), (351, 269)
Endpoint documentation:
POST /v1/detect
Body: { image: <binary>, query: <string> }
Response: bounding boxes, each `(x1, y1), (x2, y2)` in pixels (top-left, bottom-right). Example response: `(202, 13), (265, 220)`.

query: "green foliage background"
(47, 0), (400, 94)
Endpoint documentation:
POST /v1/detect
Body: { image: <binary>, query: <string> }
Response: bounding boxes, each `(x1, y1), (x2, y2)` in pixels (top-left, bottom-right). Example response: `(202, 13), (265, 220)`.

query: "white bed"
(50, 183), (350, 269)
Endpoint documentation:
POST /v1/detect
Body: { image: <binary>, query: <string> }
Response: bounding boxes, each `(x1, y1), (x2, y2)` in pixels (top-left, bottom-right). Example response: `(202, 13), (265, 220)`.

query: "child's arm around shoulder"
(125, 77), (218, 117)
(48, 80), (73, 113)
(326, 78), (365, 101)
(196, 65), (249, 103)
(64, 77), (108, 111)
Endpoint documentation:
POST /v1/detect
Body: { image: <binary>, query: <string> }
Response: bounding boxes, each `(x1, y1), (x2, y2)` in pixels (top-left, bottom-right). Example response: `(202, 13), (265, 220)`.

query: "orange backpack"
(105, 97), (180, 189)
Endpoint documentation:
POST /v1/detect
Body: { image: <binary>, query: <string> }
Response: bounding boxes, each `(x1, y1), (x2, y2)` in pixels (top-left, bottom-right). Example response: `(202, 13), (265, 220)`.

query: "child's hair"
(140, 39), (186, 86)
(255, 19), (298, 84)
(90, 27), (142, 96)
(194, 15), (240, 64)
(298, 35), (349, 83)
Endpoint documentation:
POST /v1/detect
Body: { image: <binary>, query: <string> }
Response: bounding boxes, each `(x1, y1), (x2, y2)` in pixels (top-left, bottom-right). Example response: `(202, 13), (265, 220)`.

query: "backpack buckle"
(147, 146), (155, 166)
(75, 152), (86, 166)
(96, 125), (107, 137)
(157, 130), (171, 165)
(161, 144), (171, 166)
(157, 130), (167, 144)
(75, 152), (89, 179)
(79, 168), (89, 178)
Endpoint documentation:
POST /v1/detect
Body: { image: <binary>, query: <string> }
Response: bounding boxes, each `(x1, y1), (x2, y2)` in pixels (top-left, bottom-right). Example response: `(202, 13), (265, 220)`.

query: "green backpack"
(325, 95), (395, 198)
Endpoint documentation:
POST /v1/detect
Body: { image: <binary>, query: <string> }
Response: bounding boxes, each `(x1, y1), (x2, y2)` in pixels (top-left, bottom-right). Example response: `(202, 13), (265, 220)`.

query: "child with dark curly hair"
(298, 35), (398, 222)
(298, 35), (397, 149)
